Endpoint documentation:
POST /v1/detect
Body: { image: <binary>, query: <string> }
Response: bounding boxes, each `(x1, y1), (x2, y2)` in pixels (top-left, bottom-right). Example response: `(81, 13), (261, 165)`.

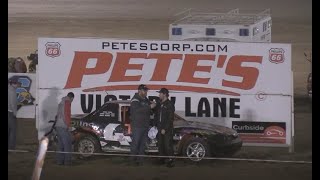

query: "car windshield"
(88, 103), (109, 117)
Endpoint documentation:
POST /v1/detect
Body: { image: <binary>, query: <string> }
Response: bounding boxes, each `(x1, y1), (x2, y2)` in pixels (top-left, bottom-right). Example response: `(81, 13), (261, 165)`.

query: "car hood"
(71, 114), (89, 120)
(174, 120), (237, 135)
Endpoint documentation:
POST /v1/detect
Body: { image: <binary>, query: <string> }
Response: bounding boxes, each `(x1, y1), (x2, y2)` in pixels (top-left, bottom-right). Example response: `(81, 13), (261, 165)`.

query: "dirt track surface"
(9, 153), (311, 180)
(8, 0), (311, 179)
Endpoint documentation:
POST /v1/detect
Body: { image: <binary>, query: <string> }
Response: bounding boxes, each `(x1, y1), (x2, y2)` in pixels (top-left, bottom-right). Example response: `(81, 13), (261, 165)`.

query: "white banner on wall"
(37, 38), (293, 147)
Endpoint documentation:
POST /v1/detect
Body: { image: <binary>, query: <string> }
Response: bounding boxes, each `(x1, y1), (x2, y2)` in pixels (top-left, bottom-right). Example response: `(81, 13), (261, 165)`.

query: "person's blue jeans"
(55, 127), (72, 165)
(8, 111), (17, 150)
(130, 127), (148, 163)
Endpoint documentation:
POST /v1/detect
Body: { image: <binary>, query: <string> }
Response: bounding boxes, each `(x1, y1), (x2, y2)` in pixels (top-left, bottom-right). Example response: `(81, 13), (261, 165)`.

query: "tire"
(74, 134), (100, 159)
(182, 137), (211, 162)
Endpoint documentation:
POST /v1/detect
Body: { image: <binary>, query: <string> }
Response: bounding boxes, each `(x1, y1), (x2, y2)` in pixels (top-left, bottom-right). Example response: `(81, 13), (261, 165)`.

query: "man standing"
(8, 78), (21, 150)
(55, 92), (74, 165)
(156, 88), (175, 167)
(130, 84), (156, 165)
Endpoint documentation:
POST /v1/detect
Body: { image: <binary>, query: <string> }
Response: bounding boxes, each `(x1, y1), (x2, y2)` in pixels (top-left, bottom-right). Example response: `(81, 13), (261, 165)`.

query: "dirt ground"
(8, 0), (312, 179)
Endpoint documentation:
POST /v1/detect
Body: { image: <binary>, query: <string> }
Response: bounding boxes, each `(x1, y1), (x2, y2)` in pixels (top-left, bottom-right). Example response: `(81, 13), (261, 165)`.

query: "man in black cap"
(8, 77), (21, 150)
(156, 88), (175, 167)
(130, 84), (156, 165)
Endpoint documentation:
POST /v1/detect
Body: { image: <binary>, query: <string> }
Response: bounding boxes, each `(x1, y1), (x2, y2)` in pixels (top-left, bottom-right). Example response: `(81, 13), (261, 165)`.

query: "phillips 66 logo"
(45, 42), (61, 58)
(269, 48), (285, 64)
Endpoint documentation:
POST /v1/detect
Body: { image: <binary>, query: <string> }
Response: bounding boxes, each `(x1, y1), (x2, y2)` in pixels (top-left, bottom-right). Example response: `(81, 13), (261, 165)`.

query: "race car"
(70, 100), (242, 161)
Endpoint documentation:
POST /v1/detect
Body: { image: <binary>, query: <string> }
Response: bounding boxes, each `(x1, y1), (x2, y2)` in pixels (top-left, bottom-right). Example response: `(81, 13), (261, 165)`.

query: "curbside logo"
(232, 124), (264, 131)
(264, 126), (285, 137)
(269, 48), (285, 64)
(45, 42), (61, 58)
(232, 121), (286, 144)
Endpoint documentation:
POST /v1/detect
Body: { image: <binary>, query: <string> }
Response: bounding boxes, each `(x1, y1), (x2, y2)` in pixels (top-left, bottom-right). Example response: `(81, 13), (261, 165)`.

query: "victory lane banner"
(37, 38), (293, 148)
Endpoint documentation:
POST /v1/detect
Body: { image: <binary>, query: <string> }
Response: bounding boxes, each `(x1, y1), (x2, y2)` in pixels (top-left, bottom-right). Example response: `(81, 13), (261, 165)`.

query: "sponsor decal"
(103, 124), (132, 145)
(9, 76), (35, 107)
(45, 42), (61, 58)
(71, 121), (94, 128)
(269, 48), (285, 64)
(99, 111), (116, 117)
(232, 121), (286, 144)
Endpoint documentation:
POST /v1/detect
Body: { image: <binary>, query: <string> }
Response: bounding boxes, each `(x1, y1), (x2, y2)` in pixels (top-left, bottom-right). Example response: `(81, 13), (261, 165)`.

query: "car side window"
(95, 103), (119, 122)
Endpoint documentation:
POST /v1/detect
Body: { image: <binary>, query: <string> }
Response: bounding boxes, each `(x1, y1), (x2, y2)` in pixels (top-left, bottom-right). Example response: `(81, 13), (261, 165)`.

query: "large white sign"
(8, 73), (37, 119)
(37, 38), (293, 147)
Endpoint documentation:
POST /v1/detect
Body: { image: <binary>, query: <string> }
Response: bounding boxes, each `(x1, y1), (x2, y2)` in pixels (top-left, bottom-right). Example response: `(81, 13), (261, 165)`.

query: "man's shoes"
(166, 159), (175, 168)
(64, 162), (72, 166)
(127, 161), (142, 166)
(56, 162), (72, 166)
(166, 162), (175, 168)
(158, 159), (166, 165)
(126, 162), (134, 166)
(136, 161), (143, 166)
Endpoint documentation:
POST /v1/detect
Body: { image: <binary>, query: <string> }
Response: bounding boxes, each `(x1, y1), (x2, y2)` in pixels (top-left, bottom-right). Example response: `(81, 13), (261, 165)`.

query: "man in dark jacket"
(156, 88), (175, 167)
(8, 78), (21, 150)
(130, 84), (156, 165)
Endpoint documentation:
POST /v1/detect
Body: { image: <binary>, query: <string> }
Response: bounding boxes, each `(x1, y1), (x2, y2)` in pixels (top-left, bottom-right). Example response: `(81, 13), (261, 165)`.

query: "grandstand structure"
(169, 8), (272, 42)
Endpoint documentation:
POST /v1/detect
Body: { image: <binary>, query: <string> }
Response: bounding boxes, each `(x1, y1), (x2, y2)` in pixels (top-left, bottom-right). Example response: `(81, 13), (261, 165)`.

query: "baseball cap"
(138, 84), (149, 91)
(157, 88), (169, 95)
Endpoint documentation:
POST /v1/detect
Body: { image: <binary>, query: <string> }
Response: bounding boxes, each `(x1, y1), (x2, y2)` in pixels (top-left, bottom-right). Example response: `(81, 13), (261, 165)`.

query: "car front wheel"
(74, 134), (100, 158)
(182, 137), (211, 162)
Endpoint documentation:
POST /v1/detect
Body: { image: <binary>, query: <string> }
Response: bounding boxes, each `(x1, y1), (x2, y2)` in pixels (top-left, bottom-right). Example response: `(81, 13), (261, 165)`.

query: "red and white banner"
(37, 38), (293, 147)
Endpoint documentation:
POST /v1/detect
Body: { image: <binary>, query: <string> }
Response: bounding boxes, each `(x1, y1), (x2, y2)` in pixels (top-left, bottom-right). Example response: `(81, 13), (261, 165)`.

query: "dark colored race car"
(70, 100), (242, 161)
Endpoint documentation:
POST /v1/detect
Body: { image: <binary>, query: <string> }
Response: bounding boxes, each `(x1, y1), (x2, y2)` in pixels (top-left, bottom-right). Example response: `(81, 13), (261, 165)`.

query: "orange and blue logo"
(9, 76), (35, 106)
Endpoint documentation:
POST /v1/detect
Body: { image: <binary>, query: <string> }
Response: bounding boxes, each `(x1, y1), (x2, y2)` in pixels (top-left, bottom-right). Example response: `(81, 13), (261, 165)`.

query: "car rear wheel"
(74, 134), (100, 158)
(182, 137), (211, 162)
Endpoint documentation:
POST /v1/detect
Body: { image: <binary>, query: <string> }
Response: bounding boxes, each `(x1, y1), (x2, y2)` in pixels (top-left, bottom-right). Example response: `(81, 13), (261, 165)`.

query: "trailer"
(169, 8), (272, 42)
